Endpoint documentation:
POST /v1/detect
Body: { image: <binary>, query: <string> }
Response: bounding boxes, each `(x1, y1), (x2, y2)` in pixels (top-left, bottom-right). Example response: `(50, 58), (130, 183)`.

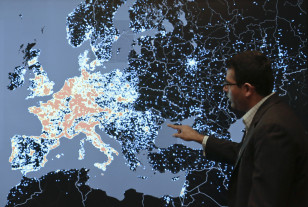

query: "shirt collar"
(242, 92), (275, 130)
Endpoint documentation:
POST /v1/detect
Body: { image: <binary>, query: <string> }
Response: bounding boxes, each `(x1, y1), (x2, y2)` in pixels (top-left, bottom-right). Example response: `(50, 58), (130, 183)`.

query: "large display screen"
(1, 0), (307, 206)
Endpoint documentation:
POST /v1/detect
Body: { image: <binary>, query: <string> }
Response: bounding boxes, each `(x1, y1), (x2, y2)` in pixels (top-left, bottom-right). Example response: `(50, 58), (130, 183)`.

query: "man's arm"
(167, 124), (204, 143)
(167, 124), (240, 165)
(206, 136), (241, 165)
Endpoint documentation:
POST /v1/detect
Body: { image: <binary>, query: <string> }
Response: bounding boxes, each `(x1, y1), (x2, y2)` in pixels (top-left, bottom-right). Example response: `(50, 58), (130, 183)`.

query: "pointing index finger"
(167, 124), (181, 129)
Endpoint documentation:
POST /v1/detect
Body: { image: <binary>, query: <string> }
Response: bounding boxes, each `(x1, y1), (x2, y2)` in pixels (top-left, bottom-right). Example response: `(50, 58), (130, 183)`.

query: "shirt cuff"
(202, 135), (209, 156)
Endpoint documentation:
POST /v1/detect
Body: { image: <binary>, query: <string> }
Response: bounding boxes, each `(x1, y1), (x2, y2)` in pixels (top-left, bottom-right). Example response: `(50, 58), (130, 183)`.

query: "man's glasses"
(222, 80), (237, 88)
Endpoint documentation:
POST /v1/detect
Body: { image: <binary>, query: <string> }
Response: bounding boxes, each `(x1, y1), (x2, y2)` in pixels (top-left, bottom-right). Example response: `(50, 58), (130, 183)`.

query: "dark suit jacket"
(205, 94), (308, 207)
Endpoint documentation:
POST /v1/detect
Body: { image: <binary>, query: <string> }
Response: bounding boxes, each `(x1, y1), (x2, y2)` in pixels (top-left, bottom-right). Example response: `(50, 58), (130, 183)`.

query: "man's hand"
(167, 124), (204, 144)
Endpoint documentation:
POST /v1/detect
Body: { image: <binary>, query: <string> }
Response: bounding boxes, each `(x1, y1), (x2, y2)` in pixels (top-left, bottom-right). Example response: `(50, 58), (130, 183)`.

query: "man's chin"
(228, 102), (245, 118)
(226, 99), (242, 112)
(230, 103), (236, 110)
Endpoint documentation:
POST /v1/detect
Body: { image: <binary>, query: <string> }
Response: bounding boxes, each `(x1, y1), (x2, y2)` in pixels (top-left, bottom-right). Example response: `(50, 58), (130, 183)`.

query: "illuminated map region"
(9, 50), (163, 174)
(27, 51), (54, 99)
(66, 0), (124, 63)
(8, 43), (54, 99)
(128, 1), (308, 185)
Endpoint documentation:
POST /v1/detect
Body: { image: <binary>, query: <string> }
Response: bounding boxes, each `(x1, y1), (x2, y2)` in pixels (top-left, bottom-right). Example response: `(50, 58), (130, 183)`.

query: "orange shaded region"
(9, 146), (17, 162)
(24, 69), (121, 171)
(75, 121), (100, 132)
(54, 79), (75, 100)
(43, 86), (51, 95)
(81, 68), (90, 80)
(117, 96), (128, 102)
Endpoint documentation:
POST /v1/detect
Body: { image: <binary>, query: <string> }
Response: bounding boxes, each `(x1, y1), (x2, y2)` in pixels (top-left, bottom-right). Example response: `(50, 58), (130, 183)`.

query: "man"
(168, 51), (308, 207)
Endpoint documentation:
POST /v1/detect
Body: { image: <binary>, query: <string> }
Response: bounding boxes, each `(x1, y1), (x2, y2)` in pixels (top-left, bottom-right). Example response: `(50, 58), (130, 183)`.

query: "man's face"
(223, 68), (246, 111)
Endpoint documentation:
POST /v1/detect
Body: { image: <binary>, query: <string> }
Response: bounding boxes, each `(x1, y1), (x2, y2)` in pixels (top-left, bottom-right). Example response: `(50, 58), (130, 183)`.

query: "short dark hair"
(226, 50), (274, 96)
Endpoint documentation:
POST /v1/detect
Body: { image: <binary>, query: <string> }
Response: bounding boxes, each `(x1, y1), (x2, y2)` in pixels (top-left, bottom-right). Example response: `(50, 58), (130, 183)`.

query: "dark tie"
(241, 129), (247, 142)
(234, 129), (247, 167)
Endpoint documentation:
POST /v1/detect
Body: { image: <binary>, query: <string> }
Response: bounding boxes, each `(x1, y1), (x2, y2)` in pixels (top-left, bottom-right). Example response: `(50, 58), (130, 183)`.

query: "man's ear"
(243, 83), (255, 97)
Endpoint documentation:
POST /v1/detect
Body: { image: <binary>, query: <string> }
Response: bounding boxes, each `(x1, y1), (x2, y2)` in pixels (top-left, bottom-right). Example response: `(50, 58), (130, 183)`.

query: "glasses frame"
(222, 80), (238, 88)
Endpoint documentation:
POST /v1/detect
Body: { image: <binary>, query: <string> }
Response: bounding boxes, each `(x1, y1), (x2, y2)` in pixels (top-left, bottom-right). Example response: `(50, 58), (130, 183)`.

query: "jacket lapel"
(233, 94), (281, 168)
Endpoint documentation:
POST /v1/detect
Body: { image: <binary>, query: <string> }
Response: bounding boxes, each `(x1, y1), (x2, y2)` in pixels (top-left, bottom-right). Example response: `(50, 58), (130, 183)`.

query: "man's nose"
(223, 85), (228, 92)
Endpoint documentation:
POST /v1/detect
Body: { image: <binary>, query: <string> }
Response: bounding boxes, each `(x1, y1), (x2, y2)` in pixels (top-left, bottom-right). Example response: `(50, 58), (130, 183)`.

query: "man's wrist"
(196, 133), (206, 144)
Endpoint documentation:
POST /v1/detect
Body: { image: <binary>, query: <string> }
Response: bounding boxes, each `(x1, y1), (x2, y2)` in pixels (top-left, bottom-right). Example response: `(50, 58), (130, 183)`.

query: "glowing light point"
(180, 181), (188, 197)
(180, 187), (186, 197)
(85, 29), (92, 40)
(144, 126), (149, 132)
(27, 57), (39, 66)
(185, 58), (199, 73)
(187, 58), (197, 68)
